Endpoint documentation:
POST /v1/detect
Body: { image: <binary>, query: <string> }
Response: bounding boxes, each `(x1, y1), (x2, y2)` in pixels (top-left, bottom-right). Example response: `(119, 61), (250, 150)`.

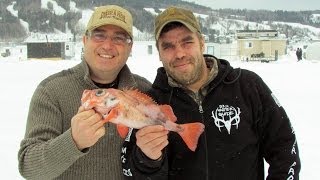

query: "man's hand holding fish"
(71, 106), (106, 151)
(81, 88), (205, 152)
(135, 125), (169, 160)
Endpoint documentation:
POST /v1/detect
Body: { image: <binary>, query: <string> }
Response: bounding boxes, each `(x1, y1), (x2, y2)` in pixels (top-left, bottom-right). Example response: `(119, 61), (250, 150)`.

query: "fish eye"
(95, 89), (105, 96)
(110, 97), (116, 101)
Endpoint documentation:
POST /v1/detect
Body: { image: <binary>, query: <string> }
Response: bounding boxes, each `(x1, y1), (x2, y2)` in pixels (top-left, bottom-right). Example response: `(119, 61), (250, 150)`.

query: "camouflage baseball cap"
(155, 6), (201, 40)
(86, 5), (133, 38)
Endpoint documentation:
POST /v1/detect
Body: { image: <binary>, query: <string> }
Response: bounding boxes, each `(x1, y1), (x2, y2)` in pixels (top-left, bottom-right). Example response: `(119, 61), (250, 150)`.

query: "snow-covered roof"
(24, 32), (73, 43)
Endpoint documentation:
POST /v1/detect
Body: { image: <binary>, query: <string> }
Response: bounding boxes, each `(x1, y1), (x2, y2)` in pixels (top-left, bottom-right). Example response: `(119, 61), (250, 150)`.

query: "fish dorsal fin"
(159, 105), (177, 122)
(124, 89), (155, 105)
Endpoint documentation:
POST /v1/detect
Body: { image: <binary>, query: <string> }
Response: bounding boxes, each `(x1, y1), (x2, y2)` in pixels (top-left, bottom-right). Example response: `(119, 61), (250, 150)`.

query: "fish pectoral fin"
(117, 124), (129, 138)
(102, 107), (119, 123)
(159, 105), (177, 122)
(177, 122), (205, 152)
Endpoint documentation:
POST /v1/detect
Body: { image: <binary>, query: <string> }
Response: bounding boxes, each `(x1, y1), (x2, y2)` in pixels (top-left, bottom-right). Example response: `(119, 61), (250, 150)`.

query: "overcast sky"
(184, 0), (319, 11)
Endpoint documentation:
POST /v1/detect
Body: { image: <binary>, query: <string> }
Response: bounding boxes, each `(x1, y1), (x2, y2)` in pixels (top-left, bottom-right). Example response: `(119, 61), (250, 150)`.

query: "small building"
(130, 41), (235, 59)
(205, 42), (238, 60)
(131, 41), (157, 57)
(305, 42), (320, 61)
(236, 30), (287, 62)
(24, 33), (75, 60)
(0, 45), (27, 60)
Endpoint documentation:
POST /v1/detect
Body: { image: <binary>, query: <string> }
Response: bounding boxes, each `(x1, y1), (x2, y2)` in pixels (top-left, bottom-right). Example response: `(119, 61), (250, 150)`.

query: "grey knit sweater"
(18, 60), (151, 180)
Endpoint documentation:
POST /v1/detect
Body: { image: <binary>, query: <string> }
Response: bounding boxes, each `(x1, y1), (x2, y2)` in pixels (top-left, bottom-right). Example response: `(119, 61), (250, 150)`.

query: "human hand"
(136, 125), (169, 160)
(71, 106), (105, 150)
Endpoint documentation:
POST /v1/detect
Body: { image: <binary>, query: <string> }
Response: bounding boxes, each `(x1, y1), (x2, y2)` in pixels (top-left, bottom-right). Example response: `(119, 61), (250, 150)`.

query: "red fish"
(81, 88), (205, 151)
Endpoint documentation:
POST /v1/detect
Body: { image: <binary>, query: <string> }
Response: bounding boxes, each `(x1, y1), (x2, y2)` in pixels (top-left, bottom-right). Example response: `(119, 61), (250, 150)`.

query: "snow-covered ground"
(0, 49), (319, 179)
(1, 1), (319, 179)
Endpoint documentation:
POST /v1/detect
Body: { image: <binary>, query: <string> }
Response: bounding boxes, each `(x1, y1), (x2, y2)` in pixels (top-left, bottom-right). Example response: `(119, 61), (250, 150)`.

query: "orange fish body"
(81, 88), (205, 151)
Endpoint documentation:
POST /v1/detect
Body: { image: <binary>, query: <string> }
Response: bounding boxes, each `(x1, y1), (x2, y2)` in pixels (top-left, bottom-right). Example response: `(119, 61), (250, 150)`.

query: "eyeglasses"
(87, 31), (132, 45)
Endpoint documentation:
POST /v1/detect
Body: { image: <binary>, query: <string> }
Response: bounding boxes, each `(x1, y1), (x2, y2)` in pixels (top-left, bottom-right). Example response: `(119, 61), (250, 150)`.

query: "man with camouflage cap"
(122, 6), (300, 180)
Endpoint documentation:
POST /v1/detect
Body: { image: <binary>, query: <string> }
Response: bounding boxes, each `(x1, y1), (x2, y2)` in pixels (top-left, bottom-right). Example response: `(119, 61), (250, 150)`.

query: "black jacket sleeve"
(121, 128), (168, 179)
(254, 75), (301, 179)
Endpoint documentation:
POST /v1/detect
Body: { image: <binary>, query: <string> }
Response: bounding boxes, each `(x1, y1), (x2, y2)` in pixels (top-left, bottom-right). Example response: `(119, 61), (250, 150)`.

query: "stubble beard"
(167, 57), (203, 86)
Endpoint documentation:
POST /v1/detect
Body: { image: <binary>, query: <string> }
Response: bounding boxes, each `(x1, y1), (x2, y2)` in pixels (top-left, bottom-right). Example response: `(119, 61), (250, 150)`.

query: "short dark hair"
(159, 22), (185, 37)
(156, 22), (202, 49)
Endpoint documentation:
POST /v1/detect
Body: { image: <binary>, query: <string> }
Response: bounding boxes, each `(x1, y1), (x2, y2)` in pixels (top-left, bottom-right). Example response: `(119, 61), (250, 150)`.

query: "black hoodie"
(121, 55), (301, 180)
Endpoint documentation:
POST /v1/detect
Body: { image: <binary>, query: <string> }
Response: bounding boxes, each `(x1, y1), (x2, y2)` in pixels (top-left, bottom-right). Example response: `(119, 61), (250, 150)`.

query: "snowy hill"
(1, 0), (319, 42)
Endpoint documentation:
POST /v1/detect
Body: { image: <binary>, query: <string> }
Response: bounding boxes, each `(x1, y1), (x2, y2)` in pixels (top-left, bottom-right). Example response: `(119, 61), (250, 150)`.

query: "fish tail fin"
(177, 122), (205, 151)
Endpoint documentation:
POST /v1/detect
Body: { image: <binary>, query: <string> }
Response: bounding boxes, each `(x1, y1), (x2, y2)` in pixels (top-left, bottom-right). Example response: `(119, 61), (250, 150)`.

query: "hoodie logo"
(211, 105), (241, 134)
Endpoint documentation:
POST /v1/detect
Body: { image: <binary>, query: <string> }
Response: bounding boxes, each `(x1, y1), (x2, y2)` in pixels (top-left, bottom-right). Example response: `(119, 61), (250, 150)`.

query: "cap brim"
(86, 21), (133, 38)
(156, 20), (197, 40)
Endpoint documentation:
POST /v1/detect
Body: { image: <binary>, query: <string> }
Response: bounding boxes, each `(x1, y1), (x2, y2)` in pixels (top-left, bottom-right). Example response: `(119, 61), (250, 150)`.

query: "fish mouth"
(95, 106), (113, 118)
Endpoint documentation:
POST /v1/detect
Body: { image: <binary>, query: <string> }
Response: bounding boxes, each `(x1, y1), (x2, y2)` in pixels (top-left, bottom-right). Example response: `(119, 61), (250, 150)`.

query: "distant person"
(298, 48), (303, 61)
(18, 5), (151, 179)
(121, 6), (301, 179)
(296, 47), (302, 61)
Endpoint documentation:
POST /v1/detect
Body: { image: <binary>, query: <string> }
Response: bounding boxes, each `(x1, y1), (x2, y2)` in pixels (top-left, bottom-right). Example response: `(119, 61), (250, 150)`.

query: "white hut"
(305, 42), (320, 61)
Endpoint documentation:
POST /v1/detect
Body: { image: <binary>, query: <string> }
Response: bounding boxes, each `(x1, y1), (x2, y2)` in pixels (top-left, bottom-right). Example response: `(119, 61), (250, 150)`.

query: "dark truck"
(1, 49), (11, 57)
(247, 52), (278, 63)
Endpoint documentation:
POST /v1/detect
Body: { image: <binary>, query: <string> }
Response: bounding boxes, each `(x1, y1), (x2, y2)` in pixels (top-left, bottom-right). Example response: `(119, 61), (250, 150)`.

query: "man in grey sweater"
(18, 5), (151, 180)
